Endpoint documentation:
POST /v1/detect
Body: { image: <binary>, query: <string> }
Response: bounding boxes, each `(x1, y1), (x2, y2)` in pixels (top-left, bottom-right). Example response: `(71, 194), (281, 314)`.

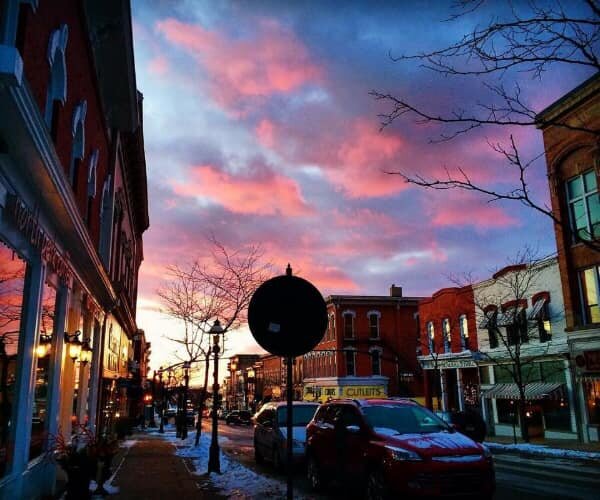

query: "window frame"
(342, 310), (355, 339)
(370, 347), (382, 376)
(565, 169), (599, 242)
(442, 318), (451, 353)
(367, 310), (381, 339)
(459, 314), (469, 350)
(344, 349), (356, 376)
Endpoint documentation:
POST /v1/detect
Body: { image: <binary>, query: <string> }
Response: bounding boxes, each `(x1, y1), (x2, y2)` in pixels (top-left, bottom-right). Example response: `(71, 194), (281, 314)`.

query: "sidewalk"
(485, 435), (600, 462)
(108, 432), (219, 499)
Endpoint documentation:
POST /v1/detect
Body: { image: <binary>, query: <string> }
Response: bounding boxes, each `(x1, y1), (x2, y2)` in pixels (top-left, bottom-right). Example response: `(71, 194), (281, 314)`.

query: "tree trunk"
(195, 352), (211, 446)
(518, 393), (529, 443)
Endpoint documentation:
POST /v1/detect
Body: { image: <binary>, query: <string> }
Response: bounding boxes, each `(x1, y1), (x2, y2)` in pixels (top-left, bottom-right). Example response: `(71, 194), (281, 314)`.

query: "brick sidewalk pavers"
(110, 433), (214, 499)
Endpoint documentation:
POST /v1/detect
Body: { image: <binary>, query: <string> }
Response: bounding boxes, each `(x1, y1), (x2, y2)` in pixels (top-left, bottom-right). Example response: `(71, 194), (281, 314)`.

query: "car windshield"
(277, 405), (318, 426)
(363, 405), (451, 435)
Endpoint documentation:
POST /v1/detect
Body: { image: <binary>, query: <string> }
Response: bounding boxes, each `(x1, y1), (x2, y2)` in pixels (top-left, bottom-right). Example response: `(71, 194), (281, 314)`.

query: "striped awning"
(482, 382), (565, 400)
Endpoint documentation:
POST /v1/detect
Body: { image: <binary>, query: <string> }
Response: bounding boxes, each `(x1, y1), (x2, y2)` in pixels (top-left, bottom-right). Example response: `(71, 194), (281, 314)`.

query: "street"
(214, 421), (599, 499)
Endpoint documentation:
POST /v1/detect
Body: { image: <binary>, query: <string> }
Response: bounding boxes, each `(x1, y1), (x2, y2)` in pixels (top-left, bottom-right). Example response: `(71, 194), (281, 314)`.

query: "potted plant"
(88, 434), (119, 495)
(49, 425), (97, 500)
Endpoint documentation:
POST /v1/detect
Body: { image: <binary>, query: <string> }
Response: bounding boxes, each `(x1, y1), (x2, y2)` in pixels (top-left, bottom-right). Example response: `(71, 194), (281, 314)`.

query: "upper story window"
(44, 24), (68, 140)
(343, 310), (355, 339)
(370, 348), (382, 376)
(442, 318), (451, 353)
(86, 149), (98, 225)
(344, 349), (356, 376)
(327, 313), (335, 341)
(566, 169), (599, 242)
(529, 295), (552, 342)
(501, 306), (528, 346)
(459, 314), (469, 350)
(427, 321), (435, 353)
(367, 310), (381, 339)
(70, 101), (87, 192)
(579, 266), (600, 325)
(479, 308), (498, 349)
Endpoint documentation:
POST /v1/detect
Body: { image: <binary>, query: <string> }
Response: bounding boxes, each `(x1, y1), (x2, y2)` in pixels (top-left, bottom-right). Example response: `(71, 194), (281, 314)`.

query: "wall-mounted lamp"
(64, 330), (82, 362)
(80, 341), (93, 365)
(36, 334), (52, 358)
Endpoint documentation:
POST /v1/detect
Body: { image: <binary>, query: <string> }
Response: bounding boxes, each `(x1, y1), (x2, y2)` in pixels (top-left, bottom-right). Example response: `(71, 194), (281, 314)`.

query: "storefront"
(302, 376), (389, 403)
(571, 342), (600, 442)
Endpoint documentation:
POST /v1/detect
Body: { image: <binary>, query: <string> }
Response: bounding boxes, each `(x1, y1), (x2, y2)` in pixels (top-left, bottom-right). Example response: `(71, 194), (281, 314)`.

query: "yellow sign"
(341, 386), (387, 398)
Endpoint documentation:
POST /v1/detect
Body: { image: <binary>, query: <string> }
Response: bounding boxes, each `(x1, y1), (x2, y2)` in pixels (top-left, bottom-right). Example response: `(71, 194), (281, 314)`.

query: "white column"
(456, 368), (465, 411)
(11, 258), (44, 472)
(86, 318), (103, 433)
(439, 370), (448, 411)
(563, 359), (578, 434)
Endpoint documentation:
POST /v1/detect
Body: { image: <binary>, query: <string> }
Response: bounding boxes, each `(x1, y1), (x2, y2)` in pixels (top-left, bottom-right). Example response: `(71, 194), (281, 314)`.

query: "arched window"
(367, 310), (381, 339)
(327, 313), (335, 341)
(344, 349), (356, 376)
(427, 321), (435, 353)
(70, 100), (87, 192)
(44, 24), (68, 139)
(86, 149), (98, 225)
(459, 314), (469, 350)
(342, 310), (355, 338)
(442, 318), (451, 353)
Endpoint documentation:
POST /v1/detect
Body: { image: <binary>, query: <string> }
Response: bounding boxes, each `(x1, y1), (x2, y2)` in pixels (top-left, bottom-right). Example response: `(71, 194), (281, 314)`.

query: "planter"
(63, 462), (95, 500)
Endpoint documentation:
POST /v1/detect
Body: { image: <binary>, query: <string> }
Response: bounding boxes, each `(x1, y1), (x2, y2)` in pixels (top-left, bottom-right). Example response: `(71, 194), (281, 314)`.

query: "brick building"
(302, 285), (423, 403)
(225, 354), (261, 410)
(537, 73), (600, 442)
(0, 1), (147, 497)
(417, 286), (479, 412)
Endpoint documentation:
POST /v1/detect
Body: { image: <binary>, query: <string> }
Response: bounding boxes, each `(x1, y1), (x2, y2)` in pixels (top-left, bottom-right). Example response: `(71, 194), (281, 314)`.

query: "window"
(501, 307), (528, 346)
(370, 349), (381, 376)
(496, 400), (517, 425)
(0, 240), (28, 478)
(442, 318), (451, 353)
(459, 314), (469, 350)
(30, 279), (57, 461)
(427, 321), (435, 353)
(343, 311), (355, 338)
(44, 24), (68, 137)
(566, 169), (599, 241)
(86, 149), (98, 226)
(529, 297), (552, 342)
(327, 314), (335, 341)
(579, 266), (600, 324)
(345, 350), (356, 376)
(367, 311), (380, 338)
(480, 309), (498, 348)
(70, 101), (87, 192)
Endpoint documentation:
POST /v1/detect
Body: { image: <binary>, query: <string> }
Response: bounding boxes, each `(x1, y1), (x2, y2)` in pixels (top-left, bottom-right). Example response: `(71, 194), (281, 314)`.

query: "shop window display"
(583, 378), (600, 425)
(29, 281), (57, 461)
(0, 241), (28, 477)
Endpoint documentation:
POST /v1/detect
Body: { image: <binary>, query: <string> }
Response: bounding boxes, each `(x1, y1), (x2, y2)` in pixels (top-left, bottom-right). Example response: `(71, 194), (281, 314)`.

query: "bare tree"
(452, 248), (565, 442)
(158, 236), (271, 445)
(370, 0), (600, 249)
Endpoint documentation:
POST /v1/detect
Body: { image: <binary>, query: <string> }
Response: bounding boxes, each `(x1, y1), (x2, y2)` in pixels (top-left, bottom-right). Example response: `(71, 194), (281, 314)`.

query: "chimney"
(390, 284), (402, 297)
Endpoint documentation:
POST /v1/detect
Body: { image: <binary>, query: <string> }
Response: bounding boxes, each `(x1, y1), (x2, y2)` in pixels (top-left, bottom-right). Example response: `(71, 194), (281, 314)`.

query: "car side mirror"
(346, 424), (361, 434)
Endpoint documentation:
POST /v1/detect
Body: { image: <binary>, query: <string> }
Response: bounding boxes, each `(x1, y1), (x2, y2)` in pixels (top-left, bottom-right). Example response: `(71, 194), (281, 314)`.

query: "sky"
(129, 0), (597, 375)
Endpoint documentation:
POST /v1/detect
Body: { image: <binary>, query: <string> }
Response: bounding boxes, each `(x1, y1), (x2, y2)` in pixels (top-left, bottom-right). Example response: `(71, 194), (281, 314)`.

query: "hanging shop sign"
(420, 358), (477, 370)
(5, 195), (71, 281)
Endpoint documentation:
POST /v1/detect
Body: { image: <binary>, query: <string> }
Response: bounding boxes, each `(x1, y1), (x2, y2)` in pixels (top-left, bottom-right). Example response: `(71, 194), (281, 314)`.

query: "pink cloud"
(148, 55), (169, 76)
(156, 18), (323, 112)
(429, 193), (517, 229)
(256, 119), (276, 149)
(172, 164), (313, 217)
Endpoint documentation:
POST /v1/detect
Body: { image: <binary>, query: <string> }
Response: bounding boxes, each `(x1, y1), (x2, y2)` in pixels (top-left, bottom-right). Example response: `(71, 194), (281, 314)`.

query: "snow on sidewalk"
(485, 441), (600, 461)
(162, 429), (318, 499)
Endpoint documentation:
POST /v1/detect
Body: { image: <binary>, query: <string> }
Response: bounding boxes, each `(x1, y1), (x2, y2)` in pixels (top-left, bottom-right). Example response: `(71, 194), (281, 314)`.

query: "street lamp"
(158, 367), (165, 433)
(208, 318), (224, 474)
(80, 341), (93, 365)
(35, 334), (52, 358)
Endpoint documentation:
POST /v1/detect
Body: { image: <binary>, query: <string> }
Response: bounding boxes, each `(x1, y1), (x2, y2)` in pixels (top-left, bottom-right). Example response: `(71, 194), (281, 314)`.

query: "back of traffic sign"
(248, 266), (327, 357)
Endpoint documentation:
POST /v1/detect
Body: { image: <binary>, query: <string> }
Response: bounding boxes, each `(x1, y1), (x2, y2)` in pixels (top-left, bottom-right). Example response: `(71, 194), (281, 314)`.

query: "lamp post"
(208, 319), (224, 474)
(158, 368), (165, 433)
(64, 330), (82, 362)
(182, 361), (190, 439)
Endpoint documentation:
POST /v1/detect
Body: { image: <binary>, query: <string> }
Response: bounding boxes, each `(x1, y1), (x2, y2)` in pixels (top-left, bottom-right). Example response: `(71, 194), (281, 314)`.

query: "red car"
(306, 399), (495, 499)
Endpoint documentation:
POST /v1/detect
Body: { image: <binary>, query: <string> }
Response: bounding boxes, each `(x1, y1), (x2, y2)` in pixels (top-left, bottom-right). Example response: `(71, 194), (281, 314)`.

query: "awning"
(528, 297), (548, 320)
(479, 310), (496, 329)
(496, 306), (525, 327)
(482, 382), (565, 400)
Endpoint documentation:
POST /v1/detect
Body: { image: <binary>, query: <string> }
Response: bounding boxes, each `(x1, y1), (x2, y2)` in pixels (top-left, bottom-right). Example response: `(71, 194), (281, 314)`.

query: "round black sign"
(248, 273), (327, 357)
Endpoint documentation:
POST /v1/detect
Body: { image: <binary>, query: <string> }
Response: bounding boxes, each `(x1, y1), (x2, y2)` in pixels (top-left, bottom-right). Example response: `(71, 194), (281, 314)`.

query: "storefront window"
(29, 281), (57, 461)
(542, 398), (571, 431)
(0, 241), (27, 477)
(583, 378), (600, 425)
(496, 399), (517, 424)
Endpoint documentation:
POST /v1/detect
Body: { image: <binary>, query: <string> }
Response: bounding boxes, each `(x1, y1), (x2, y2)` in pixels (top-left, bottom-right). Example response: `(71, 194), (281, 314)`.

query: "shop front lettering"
(342, 386), (386, 398)
(7, 195), (71, 282)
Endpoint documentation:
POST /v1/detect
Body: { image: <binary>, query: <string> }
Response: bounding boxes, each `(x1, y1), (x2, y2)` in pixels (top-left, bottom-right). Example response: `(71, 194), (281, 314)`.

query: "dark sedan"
(226, 410), (252, 425)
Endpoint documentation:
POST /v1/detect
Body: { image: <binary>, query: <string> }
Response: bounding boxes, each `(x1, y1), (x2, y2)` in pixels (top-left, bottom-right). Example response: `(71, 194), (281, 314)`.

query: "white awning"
(528, 297), (548, 320)
(496, 306), (525, 327)
(482, 382), (565, 400)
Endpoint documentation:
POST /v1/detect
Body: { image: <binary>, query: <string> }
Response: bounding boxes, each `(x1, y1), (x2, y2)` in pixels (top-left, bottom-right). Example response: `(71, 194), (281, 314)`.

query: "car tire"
(254, 441), (264, 464)
(365, 468), (390, 500)
(307, 455), (326, 492)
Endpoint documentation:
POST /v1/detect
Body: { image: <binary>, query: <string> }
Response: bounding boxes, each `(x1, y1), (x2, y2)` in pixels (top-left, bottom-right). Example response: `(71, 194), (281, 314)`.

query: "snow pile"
(486, 441), (600, 461)
(164, 429), (317, 499)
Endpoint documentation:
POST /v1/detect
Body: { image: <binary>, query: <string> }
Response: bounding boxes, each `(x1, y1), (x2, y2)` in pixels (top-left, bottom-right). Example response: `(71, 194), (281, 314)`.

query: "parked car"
(435, 409), (487, 442)
(217, 409), (229, 420)
(253, 401), (319, 469)
(226, 410), (252, 426)
(306, 398), (495, 498)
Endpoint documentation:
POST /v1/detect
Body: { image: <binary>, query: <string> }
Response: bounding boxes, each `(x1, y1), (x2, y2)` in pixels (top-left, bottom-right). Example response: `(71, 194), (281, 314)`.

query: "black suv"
(225, 410), (252, 425)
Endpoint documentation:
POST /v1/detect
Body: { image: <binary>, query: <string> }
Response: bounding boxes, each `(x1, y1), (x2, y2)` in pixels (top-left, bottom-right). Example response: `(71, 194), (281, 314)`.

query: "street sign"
(248, 266), (327, 357)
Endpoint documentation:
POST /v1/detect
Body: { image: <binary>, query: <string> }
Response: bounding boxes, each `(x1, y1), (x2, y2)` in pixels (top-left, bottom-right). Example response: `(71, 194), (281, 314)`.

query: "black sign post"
(248, 265), (327, 500)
